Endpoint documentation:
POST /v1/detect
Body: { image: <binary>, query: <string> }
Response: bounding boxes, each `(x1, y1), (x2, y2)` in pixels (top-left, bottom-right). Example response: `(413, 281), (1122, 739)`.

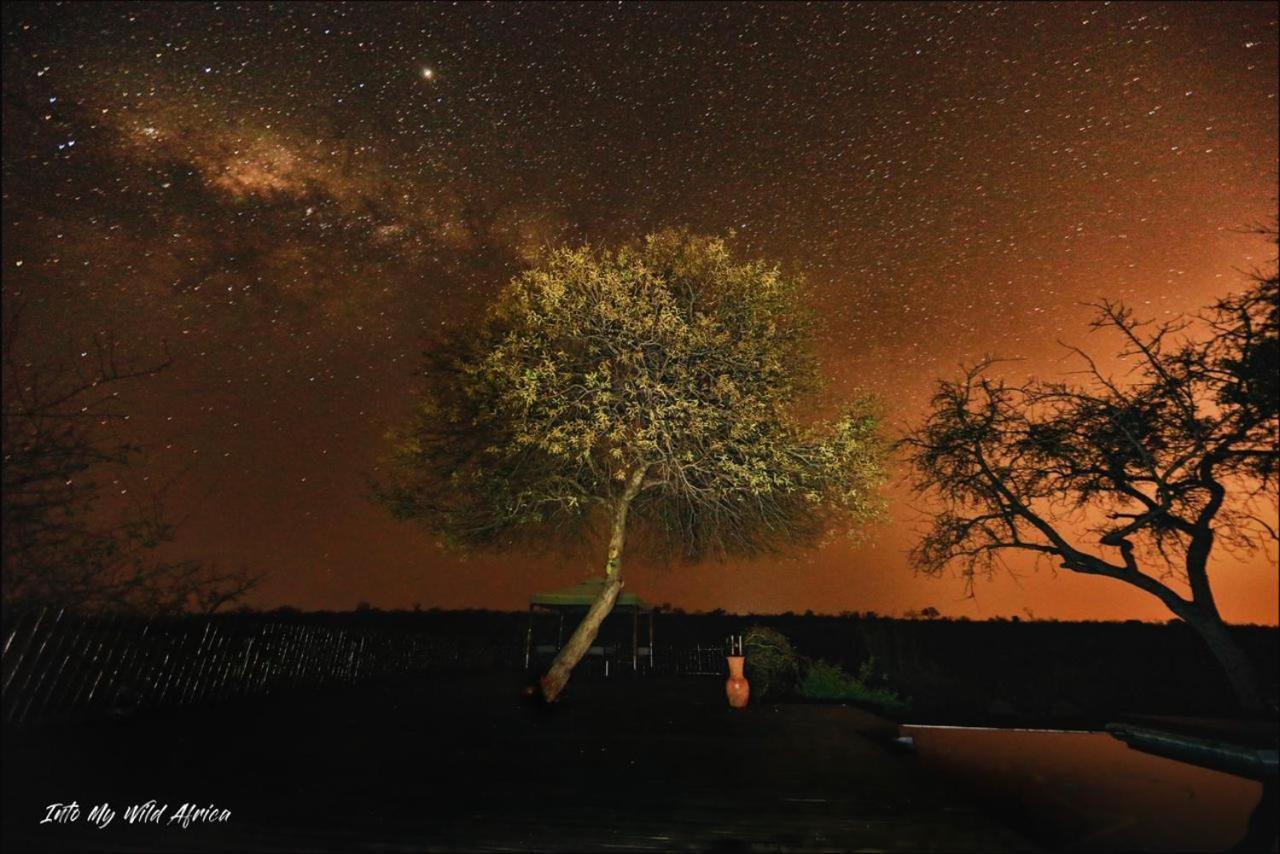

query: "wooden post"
(523, 607), (534, 671)
(649, 612), (655, 670)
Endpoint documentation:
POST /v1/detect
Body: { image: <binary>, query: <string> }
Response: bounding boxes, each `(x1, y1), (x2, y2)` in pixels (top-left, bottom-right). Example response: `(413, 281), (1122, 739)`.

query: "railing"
(666, 644), (727, 677)
(526, 642), (727, 678)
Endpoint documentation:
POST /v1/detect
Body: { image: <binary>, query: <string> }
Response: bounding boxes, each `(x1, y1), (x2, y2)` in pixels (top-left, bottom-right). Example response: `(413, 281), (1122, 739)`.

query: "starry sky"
(3, 1), (1277, 622)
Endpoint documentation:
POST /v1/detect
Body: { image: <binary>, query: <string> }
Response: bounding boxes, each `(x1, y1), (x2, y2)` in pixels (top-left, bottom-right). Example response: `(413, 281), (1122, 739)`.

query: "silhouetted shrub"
(799, 658), (909, 715)
(744, 625), (800, 698)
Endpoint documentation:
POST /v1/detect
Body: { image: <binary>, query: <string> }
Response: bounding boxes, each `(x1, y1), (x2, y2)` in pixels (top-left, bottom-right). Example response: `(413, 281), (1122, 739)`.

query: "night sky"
(3, 2), (1277, 622)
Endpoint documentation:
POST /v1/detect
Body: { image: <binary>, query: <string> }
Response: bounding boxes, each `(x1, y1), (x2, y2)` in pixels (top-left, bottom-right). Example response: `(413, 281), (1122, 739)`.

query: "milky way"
(3, 2), (1276, 621)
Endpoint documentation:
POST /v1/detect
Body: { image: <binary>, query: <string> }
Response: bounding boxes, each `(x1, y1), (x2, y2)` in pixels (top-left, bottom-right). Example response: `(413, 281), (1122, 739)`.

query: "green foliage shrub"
(743, 625), (800, 699)
(799, 657), (910, 715)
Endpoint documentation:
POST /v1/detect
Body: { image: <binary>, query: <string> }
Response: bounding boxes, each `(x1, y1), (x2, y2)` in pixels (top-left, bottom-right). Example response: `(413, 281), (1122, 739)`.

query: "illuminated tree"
(379, 231), (886, 701)
(903, 258), (1278, 711)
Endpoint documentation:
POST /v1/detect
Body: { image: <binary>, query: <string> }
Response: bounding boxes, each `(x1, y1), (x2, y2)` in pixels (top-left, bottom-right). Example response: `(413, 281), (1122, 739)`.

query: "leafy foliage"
(798, 657), (910, 714)
(378, 230), (887, 560)
(743, 624), (801, 699)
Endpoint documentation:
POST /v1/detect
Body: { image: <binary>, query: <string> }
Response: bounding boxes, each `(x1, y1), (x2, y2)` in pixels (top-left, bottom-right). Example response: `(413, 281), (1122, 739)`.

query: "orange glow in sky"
(4, 2), (1275, 622)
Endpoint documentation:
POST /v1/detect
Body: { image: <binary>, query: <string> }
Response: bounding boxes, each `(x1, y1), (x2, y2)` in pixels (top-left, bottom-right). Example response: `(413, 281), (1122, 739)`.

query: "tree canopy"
(380, 230), (886, 563)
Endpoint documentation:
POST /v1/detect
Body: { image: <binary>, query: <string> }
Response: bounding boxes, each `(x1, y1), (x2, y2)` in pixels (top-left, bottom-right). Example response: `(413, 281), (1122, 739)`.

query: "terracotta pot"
(725, 655), (750, 708)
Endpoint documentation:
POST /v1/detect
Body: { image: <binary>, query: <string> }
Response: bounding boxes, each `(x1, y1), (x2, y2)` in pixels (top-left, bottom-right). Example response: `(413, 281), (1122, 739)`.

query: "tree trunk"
(1182, 608), (1267, 714)
(539, 469), (645, 702)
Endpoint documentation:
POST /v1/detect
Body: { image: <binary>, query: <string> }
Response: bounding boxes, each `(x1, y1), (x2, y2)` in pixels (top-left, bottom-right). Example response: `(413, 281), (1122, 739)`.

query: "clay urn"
(725, 655), (750, 708)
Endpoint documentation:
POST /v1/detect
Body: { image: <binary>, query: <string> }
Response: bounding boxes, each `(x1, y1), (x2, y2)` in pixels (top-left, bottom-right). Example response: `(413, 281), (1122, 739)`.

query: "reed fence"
(2, 608), (728, 727)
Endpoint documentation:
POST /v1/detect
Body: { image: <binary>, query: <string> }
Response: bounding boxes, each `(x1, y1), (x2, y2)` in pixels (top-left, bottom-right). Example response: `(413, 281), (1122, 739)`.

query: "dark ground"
(2, 673), (1035, 852)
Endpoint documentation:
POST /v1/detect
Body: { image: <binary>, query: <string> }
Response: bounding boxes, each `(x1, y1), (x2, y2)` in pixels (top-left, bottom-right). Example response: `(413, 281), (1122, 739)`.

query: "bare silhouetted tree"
(2, 305), (260, 615)
(903, 247), (1277, 712)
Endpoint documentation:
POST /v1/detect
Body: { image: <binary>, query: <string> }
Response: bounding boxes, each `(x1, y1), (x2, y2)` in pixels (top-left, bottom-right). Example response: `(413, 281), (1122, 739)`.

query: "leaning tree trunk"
(1181, 607), (1267, 714)
(539, 469), (646, 702)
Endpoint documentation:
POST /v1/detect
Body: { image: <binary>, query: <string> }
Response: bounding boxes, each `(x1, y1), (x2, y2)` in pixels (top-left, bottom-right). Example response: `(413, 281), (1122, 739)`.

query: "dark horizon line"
(234, 604), (1280, 628)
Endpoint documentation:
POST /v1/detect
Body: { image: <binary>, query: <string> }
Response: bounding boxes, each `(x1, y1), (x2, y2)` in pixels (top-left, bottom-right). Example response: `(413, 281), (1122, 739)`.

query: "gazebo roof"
(530, 578), (650, 611)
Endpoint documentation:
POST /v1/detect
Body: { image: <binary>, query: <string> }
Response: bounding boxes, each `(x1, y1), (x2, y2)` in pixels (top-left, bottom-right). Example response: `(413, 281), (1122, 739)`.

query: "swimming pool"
(901, 725), (1266, 851)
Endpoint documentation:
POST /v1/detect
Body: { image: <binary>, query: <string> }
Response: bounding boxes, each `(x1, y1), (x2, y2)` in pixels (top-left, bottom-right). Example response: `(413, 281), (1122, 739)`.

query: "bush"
(799, 658), (910, 715)
(743, 625), (800, 699)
